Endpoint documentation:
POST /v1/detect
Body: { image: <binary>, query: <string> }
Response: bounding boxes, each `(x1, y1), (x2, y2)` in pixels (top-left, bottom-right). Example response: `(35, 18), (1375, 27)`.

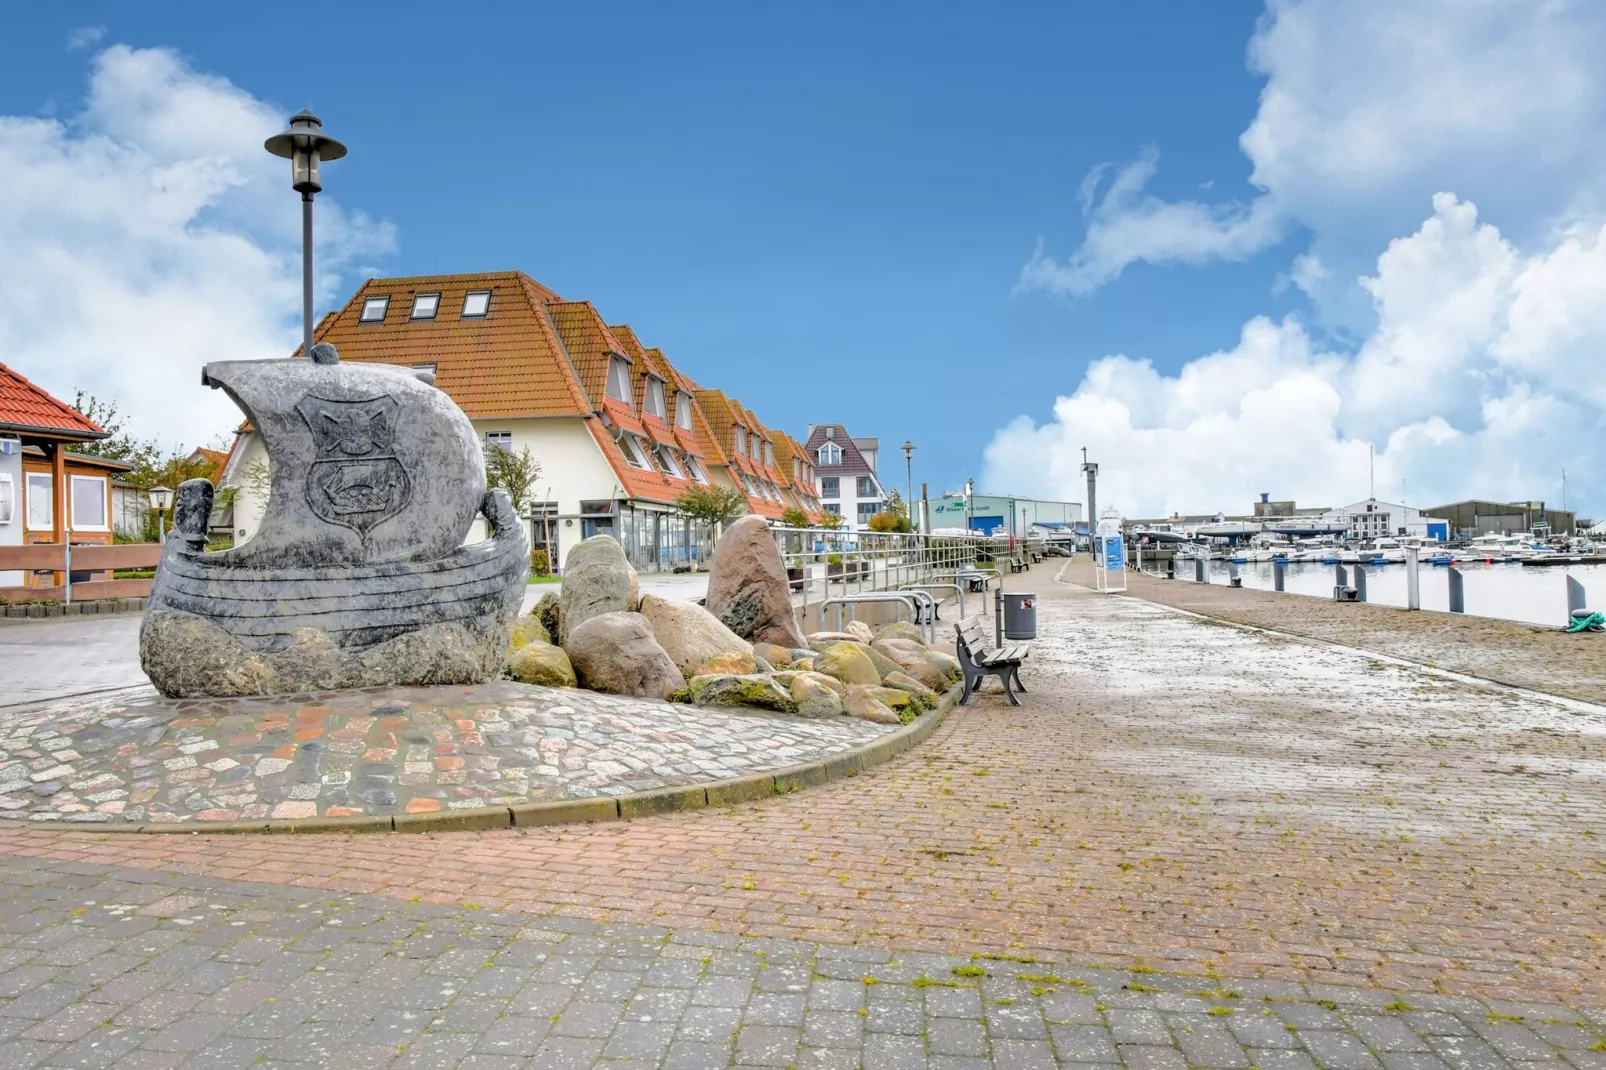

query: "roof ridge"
(0, 362), (107, 438)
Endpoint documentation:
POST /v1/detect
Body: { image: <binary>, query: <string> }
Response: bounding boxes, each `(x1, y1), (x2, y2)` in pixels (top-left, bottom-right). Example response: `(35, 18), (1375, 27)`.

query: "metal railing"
(769, 526), (1044, 633)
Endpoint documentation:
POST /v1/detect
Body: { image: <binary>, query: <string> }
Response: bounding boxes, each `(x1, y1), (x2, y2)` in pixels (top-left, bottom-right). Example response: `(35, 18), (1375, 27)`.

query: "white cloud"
(0, 44), (393, 453)
(1018, 148), (1285, 295)
(66, 26), (105, 52)
(987, 194), (1605, 517)
(1021, 0), (1606, 300)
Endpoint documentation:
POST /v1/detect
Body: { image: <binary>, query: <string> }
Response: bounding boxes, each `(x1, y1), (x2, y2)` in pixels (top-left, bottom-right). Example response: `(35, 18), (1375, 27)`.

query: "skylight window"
(360, 295), (389, 323)
(410, 293), (440, 320)
(655, 446), (683, 478)
(617, 431), (650, 470)
(462, 290), (491, 318)
(605, 357), (633, 404)
(685, 457), (709, 484)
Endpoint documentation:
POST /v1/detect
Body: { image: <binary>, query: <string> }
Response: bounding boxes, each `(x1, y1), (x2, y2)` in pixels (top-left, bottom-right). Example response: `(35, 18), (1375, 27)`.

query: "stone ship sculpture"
(141, 344), (528, 698)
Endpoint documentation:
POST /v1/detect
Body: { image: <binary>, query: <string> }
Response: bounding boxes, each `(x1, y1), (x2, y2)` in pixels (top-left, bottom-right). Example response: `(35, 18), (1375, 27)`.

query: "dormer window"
(462, 290), (491, 318)
(359, 295), (389, 323)
(644, 377), (666, 420)
(675, 392), (693, 431)
(734, 426), (746, 454)
(818, 442), (842, 465)
(410, 293), (440, 320)
(764, 442), (775, 468)
(750, 437), (760, 462)
(605, 357), (633, 404)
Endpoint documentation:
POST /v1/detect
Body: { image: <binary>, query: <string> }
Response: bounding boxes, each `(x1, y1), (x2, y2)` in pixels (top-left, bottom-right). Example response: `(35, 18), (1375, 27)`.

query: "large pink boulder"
(705, 516), (807, 649)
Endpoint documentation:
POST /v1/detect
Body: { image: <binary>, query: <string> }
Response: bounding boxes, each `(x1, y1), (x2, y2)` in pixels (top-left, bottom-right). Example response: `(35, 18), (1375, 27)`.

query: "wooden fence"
(0, 543), (162, 604)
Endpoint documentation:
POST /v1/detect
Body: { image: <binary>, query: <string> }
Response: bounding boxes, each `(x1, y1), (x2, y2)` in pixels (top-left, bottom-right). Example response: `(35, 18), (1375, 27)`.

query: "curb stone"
(18, 683), (963, 836)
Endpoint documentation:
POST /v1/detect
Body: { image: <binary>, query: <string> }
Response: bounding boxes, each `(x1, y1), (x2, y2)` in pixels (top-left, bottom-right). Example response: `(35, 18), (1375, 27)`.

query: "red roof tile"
(0, 363), (105, 439)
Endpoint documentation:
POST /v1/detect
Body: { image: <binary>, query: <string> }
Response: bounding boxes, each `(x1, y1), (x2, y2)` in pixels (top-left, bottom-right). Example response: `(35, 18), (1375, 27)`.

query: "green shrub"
(529, 548), (551, 576)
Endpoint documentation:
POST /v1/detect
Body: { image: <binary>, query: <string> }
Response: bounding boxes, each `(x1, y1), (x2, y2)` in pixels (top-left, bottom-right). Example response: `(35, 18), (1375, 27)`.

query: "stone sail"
(140, 345), (528, 698)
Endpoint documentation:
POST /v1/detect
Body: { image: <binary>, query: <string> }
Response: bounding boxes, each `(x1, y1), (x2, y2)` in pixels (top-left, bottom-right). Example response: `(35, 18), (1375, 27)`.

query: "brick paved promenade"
(0, 574), (1600, 1065)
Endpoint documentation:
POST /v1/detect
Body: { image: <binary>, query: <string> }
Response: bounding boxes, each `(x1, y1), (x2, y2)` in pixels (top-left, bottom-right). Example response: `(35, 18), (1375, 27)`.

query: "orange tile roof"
(544, 301), (629, 409)
(308, 271), (593, 419)
(694, 389), (786, 518)
(0, 362), (105, 439)
(585, 419), (684, 506)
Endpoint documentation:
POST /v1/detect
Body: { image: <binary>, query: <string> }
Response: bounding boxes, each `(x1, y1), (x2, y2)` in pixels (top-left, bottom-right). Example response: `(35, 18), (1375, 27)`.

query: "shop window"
(70, 475), (107, 532)
(25, 472), (52, 530)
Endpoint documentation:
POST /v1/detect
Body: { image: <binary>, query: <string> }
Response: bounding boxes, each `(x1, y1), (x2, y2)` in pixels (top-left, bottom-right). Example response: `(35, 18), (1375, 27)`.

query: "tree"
(780, 505), (810, 528)
(869, 490), (912, 533)
(817, 509), (845, 530)
(70, 392), (160, 476)
(484, 445), (542, 518)
(675, 484), (747, 526)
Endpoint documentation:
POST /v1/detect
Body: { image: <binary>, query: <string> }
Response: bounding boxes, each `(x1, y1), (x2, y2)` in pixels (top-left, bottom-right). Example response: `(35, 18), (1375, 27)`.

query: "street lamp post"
(900, 440), (915, 533)
(964, 477), (974, 536)
(264, 111), (348, 361)
(148, 485), (174, 544)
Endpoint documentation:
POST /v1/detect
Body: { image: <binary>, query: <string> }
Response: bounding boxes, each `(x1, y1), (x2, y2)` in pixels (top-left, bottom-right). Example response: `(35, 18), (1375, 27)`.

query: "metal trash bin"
(1003, 593), (1037, 640)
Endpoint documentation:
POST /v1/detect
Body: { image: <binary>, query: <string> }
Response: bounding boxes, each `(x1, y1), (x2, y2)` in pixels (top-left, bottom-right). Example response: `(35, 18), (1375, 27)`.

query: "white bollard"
(1405, 546), (1420, 610)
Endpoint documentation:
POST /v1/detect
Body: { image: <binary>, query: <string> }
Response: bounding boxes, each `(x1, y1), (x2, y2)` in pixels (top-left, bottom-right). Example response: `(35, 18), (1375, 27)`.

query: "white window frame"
(410, 293), (440, 320)
(69, 474), (108, 532)
(462, 290), (491, 318)
(818, 442), (841, 465)
(0, 473), (13, 525)
(605, 358), (634, 405)
(655, 445), (684, 478)
(685, 457), (709, 484)
(25, 472), (53, 531)
(617, 432), (650, 470)
(485, 431), (513, 453)
(359, 295), (390, 323)
(644, 377), (667, 420)
(675, 392), (694, 431)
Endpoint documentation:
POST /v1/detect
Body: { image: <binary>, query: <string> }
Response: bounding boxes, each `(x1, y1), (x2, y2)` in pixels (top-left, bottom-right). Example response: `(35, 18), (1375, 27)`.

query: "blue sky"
(2, 2), (1602, 522)
(1, 2), (1273, 494)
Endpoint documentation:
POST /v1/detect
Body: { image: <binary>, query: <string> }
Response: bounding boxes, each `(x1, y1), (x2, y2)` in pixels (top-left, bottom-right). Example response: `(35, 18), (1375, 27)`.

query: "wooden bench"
(1008, 555), (1027, 574)
(955, 615), (1029, 706)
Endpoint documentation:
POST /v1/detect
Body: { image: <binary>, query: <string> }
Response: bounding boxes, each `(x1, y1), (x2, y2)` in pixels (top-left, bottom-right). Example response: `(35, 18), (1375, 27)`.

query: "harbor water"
(1184, 559), (1606, 628)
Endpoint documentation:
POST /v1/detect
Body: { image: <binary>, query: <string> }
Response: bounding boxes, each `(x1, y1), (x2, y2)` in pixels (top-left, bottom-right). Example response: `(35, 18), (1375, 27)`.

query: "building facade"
(1332, 499), (1449, 541)
(220, 271), (822, 574)
(802, 425), (886, 530)
(1422, 499), (1576, 538)
(928, 492), (1082, 538)
(0, 363), (122, 589)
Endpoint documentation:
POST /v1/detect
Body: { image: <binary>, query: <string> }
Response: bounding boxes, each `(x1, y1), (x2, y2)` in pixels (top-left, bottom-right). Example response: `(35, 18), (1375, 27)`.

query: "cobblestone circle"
(0, 682), (887, 825)
(0, 854), (1601, 1070)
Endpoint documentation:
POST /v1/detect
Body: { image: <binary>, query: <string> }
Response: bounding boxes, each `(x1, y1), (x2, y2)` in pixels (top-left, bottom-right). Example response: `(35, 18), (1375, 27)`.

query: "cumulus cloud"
(1021, 0), (1606, 300)
(987, 194), (1605, 517)
(0, 44), (394, 452)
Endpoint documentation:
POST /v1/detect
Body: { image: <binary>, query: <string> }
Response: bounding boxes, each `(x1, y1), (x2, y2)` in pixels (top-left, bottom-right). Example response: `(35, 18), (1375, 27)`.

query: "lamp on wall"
(148, 485), (174, 543)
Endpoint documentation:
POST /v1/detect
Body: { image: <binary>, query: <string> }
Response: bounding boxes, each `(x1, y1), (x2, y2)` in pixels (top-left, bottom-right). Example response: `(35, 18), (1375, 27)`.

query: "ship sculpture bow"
(140, 345), (528, 699)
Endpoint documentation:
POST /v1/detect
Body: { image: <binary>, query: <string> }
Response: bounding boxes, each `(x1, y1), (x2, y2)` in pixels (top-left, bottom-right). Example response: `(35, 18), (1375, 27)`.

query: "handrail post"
(63, 541), (71, 608)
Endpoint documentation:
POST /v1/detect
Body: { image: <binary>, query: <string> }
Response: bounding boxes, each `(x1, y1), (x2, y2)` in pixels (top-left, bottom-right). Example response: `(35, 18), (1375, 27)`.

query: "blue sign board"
(1103, 534), (1124, 571)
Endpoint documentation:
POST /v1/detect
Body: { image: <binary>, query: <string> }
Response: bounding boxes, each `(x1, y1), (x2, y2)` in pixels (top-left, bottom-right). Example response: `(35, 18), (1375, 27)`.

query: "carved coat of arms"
(295, 393), (412, 536)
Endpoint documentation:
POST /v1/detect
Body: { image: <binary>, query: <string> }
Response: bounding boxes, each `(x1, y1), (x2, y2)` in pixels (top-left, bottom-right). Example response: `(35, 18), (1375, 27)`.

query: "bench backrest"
(956, 615), (993, 656)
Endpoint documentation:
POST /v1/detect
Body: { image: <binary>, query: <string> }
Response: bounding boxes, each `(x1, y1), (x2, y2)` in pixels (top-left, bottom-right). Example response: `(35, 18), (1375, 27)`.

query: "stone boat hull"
(149, 528), (525, 654)
(140, 482), (528, 699)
